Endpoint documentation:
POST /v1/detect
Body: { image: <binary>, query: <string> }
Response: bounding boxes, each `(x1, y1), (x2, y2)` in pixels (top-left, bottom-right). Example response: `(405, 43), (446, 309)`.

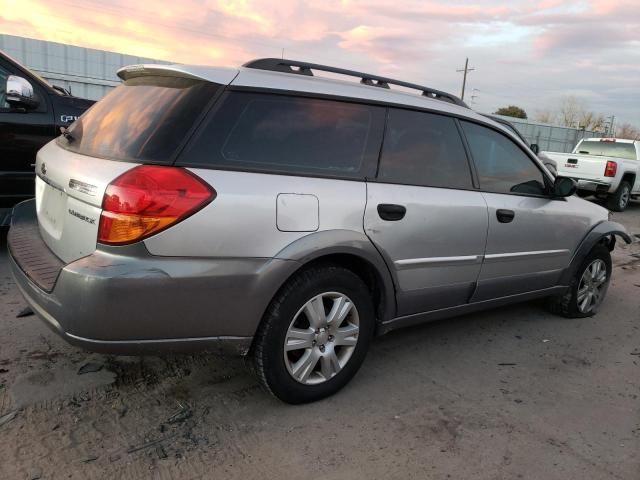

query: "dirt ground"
(0, 200), (639, 480)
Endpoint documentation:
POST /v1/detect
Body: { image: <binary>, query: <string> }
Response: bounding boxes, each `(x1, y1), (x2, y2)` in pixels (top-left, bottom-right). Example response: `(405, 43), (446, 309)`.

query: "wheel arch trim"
(272, 229), (397, 324)
(559, 220), (632, 285)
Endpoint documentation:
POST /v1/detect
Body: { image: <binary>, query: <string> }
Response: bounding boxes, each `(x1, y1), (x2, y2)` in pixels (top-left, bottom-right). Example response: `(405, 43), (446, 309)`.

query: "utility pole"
(456, 58), (475, 101)
(606, 115), (615, 137)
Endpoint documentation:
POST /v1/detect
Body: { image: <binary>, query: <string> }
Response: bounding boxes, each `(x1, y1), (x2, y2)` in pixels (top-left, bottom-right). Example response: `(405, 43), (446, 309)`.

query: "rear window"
(178, 92), (385, 179)
(59, 76), (219, 163)
(575, 140), (637, 160)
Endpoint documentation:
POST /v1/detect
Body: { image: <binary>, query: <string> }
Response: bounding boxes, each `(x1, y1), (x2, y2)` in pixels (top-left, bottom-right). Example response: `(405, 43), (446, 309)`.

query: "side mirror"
(6, 75), (38, 110)
(530, 143), (539, 154)
(553, 176), (577, 198)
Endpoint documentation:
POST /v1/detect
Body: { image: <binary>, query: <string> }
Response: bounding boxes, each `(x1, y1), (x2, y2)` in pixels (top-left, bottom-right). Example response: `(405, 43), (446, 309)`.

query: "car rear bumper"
(8, 200), (299, 355)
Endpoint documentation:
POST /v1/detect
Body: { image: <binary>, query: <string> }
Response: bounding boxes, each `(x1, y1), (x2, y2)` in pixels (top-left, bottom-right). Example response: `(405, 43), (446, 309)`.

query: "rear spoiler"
(117, 64), (239, 85)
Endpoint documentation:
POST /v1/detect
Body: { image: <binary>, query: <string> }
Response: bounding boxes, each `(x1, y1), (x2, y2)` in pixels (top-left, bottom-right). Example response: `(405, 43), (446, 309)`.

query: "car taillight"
(98, 165), (215, 245)
(604, 161), (617, 177)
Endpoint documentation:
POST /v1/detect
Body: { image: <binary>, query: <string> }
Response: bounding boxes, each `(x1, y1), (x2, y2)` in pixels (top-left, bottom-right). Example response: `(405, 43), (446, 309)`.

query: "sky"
(1, 0), (639, 125)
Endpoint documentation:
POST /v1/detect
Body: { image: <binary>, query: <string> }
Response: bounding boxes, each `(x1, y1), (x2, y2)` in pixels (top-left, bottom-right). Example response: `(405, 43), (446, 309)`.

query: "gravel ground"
(0, 200), (638, 480)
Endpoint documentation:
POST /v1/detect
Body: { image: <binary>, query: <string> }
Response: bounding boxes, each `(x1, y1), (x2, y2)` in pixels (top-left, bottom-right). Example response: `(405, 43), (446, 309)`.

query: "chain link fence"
(492, 114), (604, 153)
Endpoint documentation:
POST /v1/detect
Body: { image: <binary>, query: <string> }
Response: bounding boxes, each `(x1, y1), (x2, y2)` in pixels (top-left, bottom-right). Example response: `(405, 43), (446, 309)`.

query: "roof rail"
(242, 58), (468, 108)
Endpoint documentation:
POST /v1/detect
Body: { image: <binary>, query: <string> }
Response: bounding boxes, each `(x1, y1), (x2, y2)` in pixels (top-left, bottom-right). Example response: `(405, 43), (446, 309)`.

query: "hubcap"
(577, 259), (608, 313)
(284, 292), (360, 385)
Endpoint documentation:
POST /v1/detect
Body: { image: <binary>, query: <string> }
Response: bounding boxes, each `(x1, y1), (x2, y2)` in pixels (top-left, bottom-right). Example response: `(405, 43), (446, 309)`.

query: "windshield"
(59, 76), (219, 163)
(575, 140), (637, 160)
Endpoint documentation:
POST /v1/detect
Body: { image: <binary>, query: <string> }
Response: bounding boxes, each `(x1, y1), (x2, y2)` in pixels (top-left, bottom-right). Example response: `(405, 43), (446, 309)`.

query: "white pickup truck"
(542, 138), (640, 211)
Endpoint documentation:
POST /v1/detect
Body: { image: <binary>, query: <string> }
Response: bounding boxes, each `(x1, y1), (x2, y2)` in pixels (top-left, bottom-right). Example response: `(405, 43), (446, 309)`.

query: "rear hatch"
(34, 66), (234, 263)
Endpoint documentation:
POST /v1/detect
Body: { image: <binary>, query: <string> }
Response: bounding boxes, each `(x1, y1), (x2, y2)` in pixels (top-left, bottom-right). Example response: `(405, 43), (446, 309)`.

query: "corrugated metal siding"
(0, 34), (169, 100)
(492, 114), (604, 153)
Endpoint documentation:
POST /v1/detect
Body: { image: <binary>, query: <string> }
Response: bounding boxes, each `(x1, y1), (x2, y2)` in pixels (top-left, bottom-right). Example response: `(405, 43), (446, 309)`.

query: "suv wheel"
(549, 244), (611, 318)
(606, 181), (631, 212)
(253, 265), (374, 404)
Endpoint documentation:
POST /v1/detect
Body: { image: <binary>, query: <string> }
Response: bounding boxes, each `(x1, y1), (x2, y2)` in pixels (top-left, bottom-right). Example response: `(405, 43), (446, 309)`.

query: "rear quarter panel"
(143, 170), (368, 258)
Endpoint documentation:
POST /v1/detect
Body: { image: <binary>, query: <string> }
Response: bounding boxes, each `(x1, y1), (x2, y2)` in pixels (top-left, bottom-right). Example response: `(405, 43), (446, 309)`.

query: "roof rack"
(242, 58), (468, 108)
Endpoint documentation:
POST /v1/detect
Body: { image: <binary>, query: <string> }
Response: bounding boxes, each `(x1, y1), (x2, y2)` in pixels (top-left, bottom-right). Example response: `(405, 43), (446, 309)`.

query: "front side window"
(378, 108), (473, 189)
(0, 63), (11, 109)
(461, 121), (547, 196)
(179, 92), (385, 178)
(59, 76), (220, 163)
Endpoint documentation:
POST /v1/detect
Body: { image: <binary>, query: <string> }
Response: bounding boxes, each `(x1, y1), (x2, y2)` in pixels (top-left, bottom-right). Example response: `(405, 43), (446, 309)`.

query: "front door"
(364, 108), (488, 316)
(459, 120), (589, 301)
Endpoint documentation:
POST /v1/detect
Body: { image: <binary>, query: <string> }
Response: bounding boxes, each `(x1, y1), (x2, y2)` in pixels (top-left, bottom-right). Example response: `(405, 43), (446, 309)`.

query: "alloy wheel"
(577, 259), (608, 313)
(284, 292), (360, 385)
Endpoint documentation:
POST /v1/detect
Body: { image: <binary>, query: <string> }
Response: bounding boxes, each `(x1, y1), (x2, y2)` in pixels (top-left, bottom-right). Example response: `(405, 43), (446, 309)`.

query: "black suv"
(0, 50), (94, 225)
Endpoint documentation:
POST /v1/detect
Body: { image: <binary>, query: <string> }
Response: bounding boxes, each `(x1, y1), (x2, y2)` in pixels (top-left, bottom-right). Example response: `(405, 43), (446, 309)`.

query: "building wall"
(0, 34), (169, 100)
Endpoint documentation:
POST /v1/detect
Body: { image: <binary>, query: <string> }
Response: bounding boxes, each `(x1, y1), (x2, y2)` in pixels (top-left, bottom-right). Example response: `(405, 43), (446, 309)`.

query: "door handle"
(496, 209), (515, 223)
(377, 204), (406, 221)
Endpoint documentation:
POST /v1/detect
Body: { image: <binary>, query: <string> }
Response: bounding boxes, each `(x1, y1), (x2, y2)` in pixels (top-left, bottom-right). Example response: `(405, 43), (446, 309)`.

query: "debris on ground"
(498, 363), (517, 366)
(77, 362), (104, 375)
(16, 306), (34, 318)
(166, 401), (192, 425)
(0, 410), (18, 428)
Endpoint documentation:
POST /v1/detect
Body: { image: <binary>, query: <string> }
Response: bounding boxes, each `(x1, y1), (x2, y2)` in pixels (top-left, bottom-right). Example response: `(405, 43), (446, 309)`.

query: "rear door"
(460, 121), (590, 301)
(364, 108), (488, 316)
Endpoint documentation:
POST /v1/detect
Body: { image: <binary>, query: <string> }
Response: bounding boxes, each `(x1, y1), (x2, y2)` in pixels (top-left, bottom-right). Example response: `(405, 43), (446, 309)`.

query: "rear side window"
(179, 92), (385, 179)
(461, 121), (547, 196)
(59, 76), (219, 163)
(377, 108), (473, 189)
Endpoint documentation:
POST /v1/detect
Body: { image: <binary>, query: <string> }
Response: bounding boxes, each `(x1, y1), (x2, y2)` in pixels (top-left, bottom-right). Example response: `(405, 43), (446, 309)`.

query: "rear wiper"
(578, 151), (591, 154)
(60, 127), (75, 142)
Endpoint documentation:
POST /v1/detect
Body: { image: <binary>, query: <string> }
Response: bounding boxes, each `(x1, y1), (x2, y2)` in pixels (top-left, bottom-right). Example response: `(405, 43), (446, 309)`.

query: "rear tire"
(252, 265), (374, 404)
(606, 181), (631, 212)
(548, 244), (611, 318)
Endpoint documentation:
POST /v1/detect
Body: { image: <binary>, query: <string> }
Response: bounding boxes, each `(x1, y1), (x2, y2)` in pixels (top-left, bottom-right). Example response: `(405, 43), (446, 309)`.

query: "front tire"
(606, 181), (631, 212)
(253, 265), (374, 404)
(549, 244), (611, 318)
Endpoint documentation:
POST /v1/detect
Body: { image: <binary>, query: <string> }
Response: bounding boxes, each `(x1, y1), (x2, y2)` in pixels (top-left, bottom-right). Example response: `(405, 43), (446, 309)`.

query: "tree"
(494, 105), (527, 119)
(616, 123), (640, 140)
(558, 96), (584, 128)
(534, 110), (556, 124)
(578, 110), (606, 132)
(556, 96), (608, 131)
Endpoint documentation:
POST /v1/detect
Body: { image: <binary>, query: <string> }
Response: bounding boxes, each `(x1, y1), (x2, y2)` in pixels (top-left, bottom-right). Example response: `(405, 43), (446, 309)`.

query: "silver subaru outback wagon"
(8, 59), (631, 403)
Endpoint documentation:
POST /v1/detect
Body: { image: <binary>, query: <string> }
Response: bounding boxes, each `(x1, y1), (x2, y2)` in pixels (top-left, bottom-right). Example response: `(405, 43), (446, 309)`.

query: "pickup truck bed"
(543, 138), (640, 211)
